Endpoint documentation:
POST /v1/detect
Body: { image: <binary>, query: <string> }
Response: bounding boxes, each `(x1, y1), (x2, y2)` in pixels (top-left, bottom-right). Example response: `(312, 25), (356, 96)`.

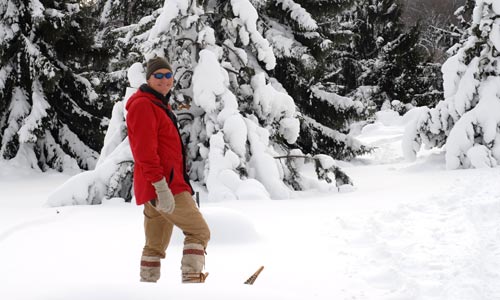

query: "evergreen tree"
(268, 0), (439, 117)
(48, 0), (354, 206)
(97, 0), (162, 27)
(455, 0), (475, 30)
(261, 0), (371, 160)
(90, 0), (164, 105)
(0, 0), (112, 171)
(403, 0), (500, 169)
(346, 0), (442, 113)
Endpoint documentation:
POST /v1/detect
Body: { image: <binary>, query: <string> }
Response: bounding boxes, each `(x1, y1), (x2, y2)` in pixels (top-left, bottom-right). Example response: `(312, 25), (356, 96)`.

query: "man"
(126, 57), (210, 283)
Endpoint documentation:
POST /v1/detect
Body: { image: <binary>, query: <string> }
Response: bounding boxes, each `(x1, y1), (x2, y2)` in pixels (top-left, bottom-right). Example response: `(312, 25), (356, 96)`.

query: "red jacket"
(126, 85), (193, 205)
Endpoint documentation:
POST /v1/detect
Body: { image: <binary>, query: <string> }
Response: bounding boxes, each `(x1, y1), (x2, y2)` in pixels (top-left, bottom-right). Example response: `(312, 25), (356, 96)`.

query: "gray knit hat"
(146, 57), (172, 79)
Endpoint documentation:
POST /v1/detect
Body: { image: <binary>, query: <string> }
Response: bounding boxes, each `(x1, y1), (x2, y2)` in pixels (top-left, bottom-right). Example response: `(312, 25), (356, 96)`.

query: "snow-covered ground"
(1, 111), (499, 300)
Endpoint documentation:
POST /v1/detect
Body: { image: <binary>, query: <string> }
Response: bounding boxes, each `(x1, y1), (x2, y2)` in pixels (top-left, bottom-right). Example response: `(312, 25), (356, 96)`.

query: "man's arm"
(126, 100), (163, 183)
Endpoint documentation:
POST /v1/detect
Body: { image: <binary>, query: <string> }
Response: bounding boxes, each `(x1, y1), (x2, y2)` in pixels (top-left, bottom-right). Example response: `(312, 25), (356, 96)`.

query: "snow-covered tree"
(48, 0), (353, 206)
(265, 0), (441, 136)
(262, 0), (371, 160)
(97, 0), (162, 27)
(0, 0), (111, 171)
(403, 0), (500, 169)
(89, 0), (164, 105)
(345, 0), (443, 113)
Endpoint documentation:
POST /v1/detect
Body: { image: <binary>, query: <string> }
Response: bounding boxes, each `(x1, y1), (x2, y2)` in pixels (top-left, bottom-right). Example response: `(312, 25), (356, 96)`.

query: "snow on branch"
(47, 86), (137, 206)
(251, 73), (299, 144)
(193, 50), (227, 114)
(302, 115), (364, 150)
(17, 80), (49, 144)
(47, 139), (134, 206)
(402, 0), (500, 169)
(445, 76), (500, 169)
(310, 84), (363, 112)
(58, 124), (100, 170)
(0, 64), (13, 91)
(193, 49), (278, 200)
(0, 87), (30, 157)
(39, 129), (80, 172)
(231, 0), (276, 70)
(276, 0), (318, 31)
(148, 0), (188, 41)
(264, 20), (312, 61)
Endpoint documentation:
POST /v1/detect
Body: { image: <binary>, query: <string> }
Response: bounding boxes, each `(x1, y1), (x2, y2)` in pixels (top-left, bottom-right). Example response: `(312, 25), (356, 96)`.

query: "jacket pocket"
(144, 201), (162, 218)
(169, 168), (174, 183)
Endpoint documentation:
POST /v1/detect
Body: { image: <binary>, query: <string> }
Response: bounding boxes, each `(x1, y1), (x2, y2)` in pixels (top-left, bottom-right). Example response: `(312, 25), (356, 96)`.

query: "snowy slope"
(1, 110), (499, 300)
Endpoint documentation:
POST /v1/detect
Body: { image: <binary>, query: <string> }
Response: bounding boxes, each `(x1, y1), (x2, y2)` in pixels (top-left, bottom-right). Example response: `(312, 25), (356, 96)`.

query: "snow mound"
(167, 207), (260, 245)
(355, 110), (407, 164)
(203, 207), (260, 244)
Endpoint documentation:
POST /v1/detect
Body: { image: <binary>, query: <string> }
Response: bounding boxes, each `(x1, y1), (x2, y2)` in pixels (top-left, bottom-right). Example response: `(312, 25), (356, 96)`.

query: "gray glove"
(151, 177), (175, 214)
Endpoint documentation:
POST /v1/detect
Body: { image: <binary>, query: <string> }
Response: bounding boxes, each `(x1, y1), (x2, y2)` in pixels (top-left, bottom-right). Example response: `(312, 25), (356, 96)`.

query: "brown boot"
(140, 255), (161, 282)
(182, 272), (209, 283)
(181, 243), (207, 283)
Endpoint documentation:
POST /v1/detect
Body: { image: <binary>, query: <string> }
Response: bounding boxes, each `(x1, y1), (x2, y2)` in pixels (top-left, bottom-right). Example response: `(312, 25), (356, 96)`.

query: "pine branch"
(428, 25), (461, 37)
(274, 155), (312, 159)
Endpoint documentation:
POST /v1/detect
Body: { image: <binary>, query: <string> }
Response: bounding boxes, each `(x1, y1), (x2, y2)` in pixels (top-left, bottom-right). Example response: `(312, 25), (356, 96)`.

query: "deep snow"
(1, 111), (499, 300)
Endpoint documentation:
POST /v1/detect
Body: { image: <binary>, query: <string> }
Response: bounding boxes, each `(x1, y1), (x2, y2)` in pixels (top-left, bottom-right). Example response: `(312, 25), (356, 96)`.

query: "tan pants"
(142, 191), (210, 258)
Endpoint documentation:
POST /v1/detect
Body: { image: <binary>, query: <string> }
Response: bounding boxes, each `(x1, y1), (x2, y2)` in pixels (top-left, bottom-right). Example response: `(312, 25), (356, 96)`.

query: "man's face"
(147, 68), (173, 96)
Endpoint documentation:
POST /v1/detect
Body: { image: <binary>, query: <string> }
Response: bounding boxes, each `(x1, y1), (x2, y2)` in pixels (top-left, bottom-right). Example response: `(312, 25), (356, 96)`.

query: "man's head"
(146, 57), (173, 96)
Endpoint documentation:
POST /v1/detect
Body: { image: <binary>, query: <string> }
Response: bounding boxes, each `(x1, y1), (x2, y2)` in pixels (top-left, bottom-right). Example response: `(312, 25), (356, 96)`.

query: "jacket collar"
(139, 84), (171, 106)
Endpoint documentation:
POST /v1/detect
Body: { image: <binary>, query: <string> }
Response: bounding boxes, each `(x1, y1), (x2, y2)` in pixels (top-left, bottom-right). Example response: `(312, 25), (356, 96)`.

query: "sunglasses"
(152, 72), (173, 79)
